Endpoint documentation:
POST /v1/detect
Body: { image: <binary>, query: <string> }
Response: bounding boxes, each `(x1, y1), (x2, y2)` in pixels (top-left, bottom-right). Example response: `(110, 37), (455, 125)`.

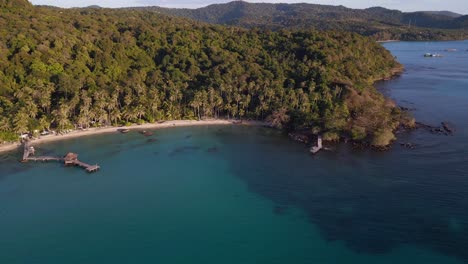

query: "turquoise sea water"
(1, 41), (468, 263)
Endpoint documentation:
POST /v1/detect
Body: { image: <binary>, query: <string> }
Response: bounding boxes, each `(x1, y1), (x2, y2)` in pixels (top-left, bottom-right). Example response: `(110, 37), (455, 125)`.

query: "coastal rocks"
(415, 121), (456, 135)
(288, 132), (310, 144)
(400, 106), (416, 111)
(288, 131), (325, 154)
(441, 122), (456, 134)
(169, 146), (200, 156)
(400, 142), (418, 149)
(207, 147), (218, 153)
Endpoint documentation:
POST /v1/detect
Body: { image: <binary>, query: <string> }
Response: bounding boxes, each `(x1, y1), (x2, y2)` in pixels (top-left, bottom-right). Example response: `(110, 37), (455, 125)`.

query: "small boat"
(119, 128), (130, 134)
(424, 53), (442, 58)
(445, 49), (457, 52)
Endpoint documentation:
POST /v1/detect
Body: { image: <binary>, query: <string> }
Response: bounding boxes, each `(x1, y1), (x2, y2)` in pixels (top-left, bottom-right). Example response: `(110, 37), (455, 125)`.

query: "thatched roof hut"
(64, 152), (78, 164)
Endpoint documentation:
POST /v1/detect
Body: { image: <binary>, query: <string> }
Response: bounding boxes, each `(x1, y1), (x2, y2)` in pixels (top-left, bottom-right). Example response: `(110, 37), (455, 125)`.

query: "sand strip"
(0, 119), (266, 154)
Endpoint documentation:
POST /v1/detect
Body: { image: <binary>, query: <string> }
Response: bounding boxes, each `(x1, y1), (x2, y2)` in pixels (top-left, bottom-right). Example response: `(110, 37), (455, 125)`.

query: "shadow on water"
(169, 146), (200, 156)
(218, 124), (468, 262)
(0, 151), (33, 179)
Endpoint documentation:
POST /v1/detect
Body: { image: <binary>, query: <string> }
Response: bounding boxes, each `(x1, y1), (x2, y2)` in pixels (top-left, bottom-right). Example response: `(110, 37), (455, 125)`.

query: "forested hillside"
(144, 1), (468, 41)
(0, 0), (408, 146)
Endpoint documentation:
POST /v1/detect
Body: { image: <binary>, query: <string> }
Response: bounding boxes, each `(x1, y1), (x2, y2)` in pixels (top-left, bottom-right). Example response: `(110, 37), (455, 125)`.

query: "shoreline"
(0, 119), (266, 155)
(376, 40), (400, 43)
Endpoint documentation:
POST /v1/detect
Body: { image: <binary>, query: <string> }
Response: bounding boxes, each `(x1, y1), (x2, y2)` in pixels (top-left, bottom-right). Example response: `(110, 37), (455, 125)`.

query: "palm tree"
(123, 108), (137, 123)
(38, 116), (51, 131)
(109, 109), (122, 125)
(190, 91), (204, 120)
(0, 116), (11, 131)
(134, 105), (146, 120)
(52, 102), (71, 131)
(13, 109), (29, 134)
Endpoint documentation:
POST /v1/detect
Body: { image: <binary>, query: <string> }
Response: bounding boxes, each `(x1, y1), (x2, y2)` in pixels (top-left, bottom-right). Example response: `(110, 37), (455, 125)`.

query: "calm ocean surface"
(0, 41), (467, 263)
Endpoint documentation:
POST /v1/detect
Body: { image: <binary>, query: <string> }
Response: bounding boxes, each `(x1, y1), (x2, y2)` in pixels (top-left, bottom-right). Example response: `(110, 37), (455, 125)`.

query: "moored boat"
(424, 53), (442, 57)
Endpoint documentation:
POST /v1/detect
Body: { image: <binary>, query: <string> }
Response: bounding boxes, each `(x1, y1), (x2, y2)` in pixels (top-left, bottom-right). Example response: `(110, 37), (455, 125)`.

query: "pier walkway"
(25, 156), (63, 162)
(21, 141), (100, 173)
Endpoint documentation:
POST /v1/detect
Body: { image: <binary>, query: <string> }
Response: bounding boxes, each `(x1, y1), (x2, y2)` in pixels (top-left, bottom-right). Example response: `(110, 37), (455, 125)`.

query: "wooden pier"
(25, 156), (63, 162)
(63, 153), (100, 173)
(21, 142), (100, 173)
(310, 135), (323, 155)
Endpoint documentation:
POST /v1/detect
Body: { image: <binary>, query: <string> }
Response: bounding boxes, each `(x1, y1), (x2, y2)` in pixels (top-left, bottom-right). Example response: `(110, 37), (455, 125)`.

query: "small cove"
(1, 41), (468, 263)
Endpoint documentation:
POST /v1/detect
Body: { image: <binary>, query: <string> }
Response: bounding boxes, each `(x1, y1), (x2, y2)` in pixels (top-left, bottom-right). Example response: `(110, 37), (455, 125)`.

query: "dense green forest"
(144, 1), (468, 41)
(0, 0), (410, 147)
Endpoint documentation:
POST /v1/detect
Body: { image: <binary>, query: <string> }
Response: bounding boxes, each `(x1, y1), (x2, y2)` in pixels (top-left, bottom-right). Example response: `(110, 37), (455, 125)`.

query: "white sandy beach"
(0, 119), (266, 154)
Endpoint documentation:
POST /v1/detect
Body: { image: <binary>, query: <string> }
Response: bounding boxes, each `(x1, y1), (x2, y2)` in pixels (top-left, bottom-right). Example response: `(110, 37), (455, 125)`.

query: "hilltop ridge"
(135, 1), (468, 41)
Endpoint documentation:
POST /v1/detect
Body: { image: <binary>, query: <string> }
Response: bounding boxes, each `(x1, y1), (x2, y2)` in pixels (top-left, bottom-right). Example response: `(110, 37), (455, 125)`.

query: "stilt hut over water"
(64, 153), (78, 166)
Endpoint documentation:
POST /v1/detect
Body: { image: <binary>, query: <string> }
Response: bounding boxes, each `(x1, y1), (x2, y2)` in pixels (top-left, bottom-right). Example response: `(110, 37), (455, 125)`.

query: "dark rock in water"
(288, 132), (310, 144)
(273, 205), (289, 215)
(352, 142), (369, 150)
(415, 122), (434, 130)
(169, 146), (200, 156)
(401, 100), (415, 105)
(400, 106), (416, 111)
(400, 142), (417, 149)
(146, 138), (158, 143)
(207, 147), (218, 153)
(342, 136), (351, 143)
(140, 130), (154, 136)
(373, 145), (391, 151)
(441, 121), (455, 134)
(416, 121), (455, 136)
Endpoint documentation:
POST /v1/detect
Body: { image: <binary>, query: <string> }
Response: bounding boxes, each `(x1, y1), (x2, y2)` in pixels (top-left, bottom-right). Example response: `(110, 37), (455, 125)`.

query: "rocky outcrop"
(288, 132), (310, 144)
(442, 121), (456, 134)
(415, 121), (455, 135)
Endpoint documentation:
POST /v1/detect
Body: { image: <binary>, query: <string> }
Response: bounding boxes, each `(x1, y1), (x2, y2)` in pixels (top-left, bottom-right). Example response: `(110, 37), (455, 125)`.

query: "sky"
(29, 0), (468, 14)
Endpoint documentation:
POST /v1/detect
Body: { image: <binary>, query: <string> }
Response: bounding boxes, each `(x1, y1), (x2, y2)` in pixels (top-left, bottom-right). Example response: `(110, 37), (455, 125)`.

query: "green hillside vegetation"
(0, 0), (408, 147)
(143, 1), (468, 41)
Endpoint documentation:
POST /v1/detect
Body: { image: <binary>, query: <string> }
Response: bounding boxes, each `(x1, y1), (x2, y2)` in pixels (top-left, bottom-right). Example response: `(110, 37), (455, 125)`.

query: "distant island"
(138, 1), (468, 41)
(0, 0), (413, 150)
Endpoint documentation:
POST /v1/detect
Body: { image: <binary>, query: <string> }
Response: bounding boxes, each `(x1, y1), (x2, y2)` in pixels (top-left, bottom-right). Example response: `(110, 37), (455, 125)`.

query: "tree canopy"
(0, 2), (407, 146)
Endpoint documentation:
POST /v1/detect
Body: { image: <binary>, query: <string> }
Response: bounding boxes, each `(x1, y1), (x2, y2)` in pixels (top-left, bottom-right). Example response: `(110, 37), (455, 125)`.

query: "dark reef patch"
(169, 146), (200, 156)
(146, 138), (158, 143)
(221, 129), (468, 262)
(273, 205), (289, 215)
(207, 147), (219, 153)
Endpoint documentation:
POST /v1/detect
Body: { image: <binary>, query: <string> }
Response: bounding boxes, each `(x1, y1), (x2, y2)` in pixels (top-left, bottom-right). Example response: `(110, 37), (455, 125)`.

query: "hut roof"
(64, 152), (78, 161)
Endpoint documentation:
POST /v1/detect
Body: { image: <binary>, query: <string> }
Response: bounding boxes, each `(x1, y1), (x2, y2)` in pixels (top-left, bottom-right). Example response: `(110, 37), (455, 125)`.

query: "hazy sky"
(29, 0), (468, 14)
